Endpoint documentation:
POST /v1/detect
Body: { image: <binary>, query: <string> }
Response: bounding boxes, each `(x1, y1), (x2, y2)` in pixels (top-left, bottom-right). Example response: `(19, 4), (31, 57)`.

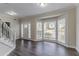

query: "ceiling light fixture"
(6, 11), (17, 16)
(37, 3), (47, 7)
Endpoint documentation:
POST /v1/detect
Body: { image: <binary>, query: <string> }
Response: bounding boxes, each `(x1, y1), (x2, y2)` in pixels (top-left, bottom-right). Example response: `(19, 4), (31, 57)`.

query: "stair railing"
(0, 19), (16, 48)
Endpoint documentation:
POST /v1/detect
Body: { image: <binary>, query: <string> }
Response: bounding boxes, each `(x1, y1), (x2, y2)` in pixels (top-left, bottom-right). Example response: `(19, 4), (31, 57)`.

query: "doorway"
(21, 23), (31, 40)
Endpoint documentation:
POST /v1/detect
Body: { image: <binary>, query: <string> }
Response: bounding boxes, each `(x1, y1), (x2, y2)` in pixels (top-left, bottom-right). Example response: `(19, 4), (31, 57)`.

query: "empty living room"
(0, 1), (79, 57)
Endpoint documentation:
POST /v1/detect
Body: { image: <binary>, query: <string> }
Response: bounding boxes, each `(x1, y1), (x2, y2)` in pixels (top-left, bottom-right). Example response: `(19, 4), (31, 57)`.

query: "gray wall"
(76, 5), (79, 52)
(20, 7), (76, 48)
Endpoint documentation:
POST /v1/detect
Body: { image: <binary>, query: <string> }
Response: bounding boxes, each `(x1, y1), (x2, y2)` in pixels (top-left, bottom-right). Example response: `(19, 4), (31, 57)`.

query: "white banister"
(0, 19), (16, 50)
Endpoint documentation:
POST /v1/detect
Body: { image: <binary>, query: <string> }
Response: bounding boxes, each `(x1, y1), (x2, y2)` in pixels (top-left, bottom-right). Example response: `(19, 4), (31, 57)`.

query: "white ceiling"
(0, 3), (77, 17)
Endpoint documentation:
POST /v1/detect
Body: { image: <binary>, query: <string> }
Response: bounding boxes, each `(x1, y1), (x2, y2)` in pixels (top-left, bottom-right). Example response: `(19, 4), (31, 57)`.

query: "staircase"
(0, 20), (16, 56)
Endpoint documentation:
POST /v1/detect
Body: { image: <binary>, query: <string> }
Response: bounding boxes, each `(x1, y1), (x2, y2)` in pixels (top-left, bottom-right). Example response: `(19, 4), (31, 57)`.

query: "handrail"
(0, 19), (16, 47)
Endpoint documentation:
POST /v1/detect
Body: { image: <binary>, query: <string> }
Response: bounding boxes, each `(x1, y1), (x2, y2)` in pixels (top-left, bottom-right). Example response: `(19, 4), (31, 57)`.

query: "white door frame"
(22, 22), (31, 40)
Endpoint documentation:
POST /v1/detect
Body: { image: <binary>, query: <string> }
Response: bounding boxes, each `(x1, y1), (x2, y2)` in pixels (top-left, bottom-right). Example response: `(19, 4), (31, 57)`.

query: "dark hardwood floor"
(8, 39), (79, 56)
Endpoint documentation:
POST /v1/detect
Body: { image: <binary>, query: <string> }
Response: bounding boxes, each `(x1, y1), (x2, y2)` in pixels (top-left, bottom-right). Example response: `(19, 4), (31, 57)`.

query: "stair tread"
(0, 43), (13, 56)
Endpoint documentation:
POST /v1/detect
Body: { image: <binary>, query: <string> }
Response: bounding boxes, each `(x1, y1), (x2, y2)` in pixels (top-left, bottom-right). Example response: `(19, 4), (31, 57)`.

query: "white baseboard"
(31, 39), (42, 41)
(65, 45), (76, 49)
(31, 39), (76, 49)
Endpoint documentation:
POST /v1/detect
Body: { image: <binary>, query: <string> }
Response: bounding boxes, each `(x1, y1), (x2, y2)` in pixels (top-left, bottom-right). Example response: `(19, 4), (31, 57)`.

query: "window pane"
(28, 24), (31, 38)
(44, 21), (56, 40)
(58, 18), (65, 43)
(36, 22), (42, 39)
